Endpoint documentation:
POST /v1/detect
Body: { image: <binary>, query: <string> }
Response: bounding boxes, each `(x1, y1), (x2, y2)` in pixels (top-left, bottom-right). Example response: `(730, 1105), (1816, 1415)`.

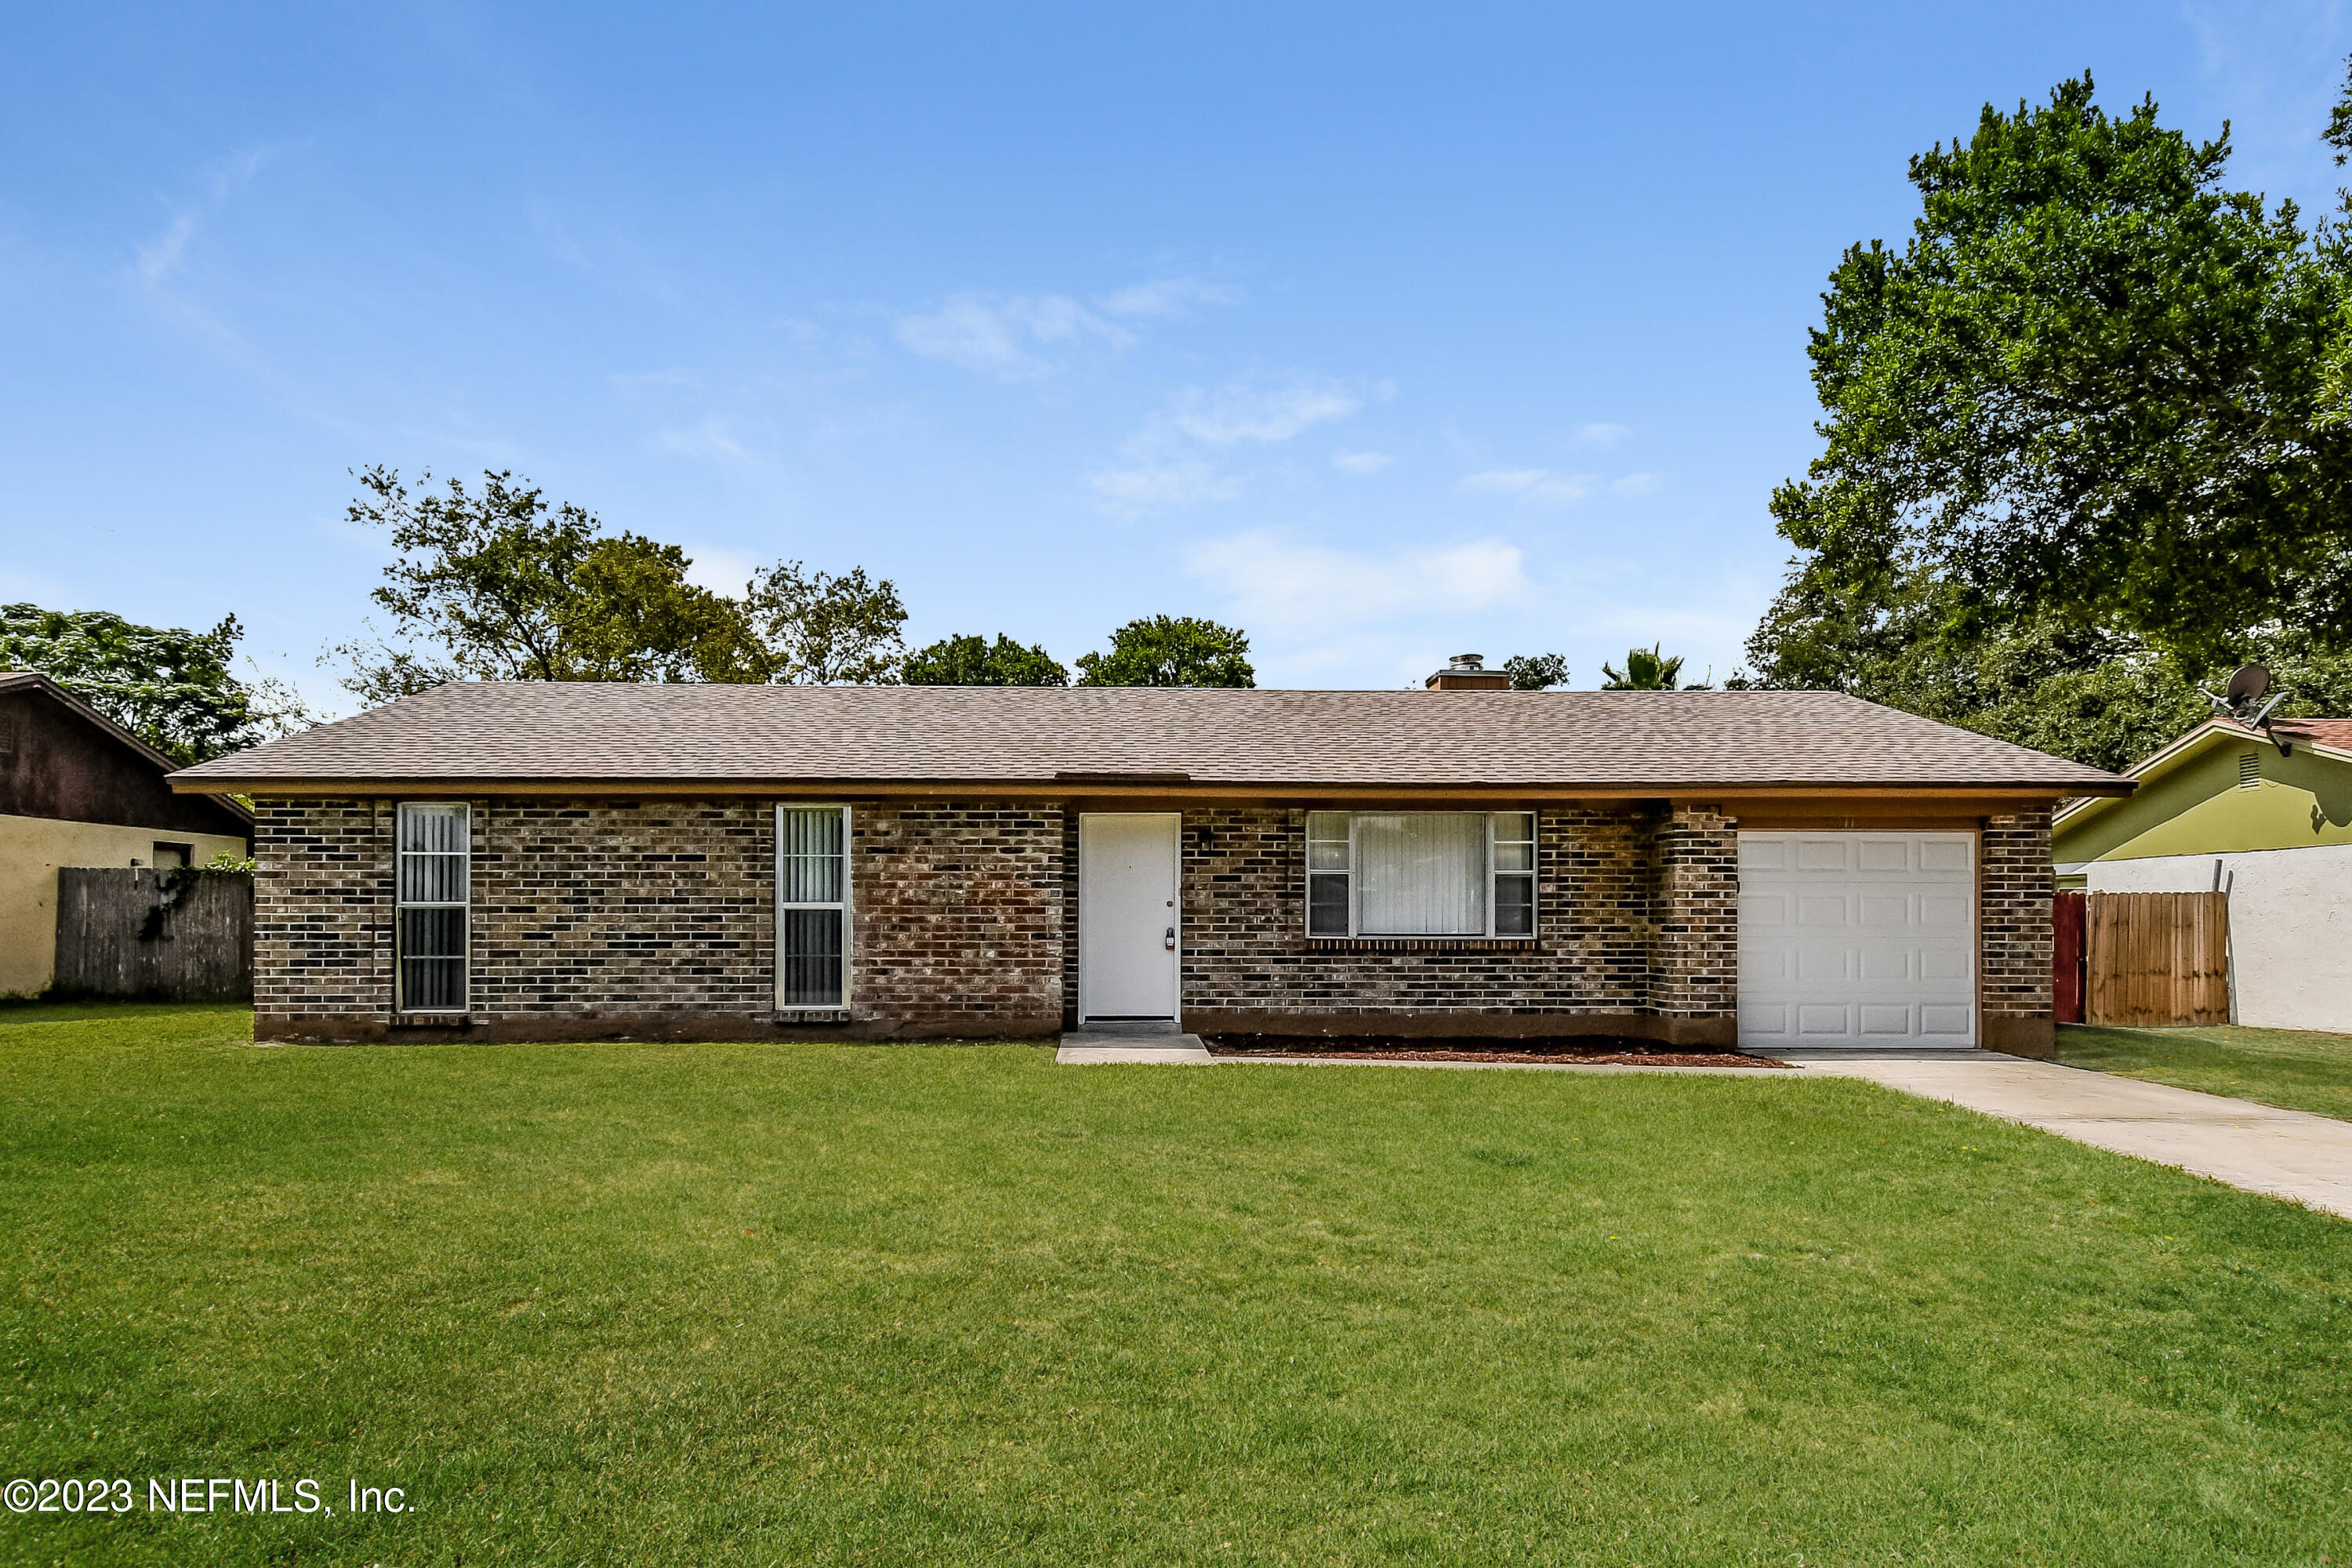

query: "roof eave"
(169, 773), (2128, 800)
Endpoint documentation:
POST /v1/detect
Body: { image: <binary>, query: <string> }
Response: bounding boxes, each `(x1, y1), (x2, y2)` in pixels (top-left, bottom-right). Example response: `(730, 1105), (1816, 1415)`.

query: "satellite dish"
(2225, 663), (2270, 706)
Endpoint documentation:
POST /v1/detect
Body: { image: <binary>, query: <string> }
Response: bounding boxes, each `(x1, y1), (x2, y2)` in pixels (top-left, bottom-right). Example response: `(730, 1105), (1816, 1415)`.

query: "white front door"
(1738, 831), (1976, 1050)
(1078, 813), (1181, 1022)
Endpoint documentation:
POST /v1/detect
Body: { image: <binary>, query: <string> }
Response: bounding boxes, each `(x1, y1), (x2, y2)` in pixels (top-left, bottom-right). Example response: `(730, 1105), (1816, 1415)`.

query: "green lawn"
(3, 1005), (2349, 1566)
(2057, 1022), (2352, 1122)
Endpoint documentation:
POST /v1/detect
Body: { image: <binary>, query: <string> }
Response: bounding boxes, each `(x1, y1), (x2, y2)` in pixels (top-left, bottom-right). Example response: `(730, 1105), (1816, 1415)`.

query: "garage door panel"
(1857, 894), (1909, 929)
(1857, 839), (1911, 872)
(1739, 831), (1975, 1051)
(1918, 840), (1969, 873)
(1796, 838), (1851, 872)
(1918, 948), (1969, 982)
(1857, 947), (1911, 981)
(1918, 894), (1971, 931)
(1795, 946), (1850, 981)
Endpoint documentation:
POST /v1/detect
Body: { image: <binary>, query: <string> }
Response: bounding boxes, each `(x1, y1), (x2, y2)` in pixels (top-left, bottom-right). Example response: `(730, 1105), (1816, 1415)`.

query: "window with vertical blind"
(396, 802), (470, 1011)
(776, 805), (851, 1008)
(1305, 811), (1535, 938)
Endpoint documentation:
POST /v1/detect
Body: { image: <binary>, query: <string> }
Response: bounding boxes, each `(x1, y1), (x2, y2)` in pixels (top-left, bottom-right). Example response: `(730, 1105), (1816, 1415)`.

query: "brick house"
(168, 666), (2126, 1056)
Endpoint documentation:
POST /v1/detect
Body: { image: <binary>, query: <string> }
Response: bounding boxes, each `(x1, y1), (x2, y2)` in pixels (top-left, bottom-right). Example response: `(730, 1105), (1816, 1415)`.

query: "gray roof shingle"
(168, 681), (2125, 793)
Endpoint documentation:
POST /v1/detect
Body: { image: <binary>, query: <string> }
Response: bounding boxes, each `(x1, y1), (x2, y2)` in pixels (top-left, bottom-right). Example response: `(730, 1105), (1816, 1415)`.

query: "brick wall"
(471, 799), (771, 1018)
(855, 801), (1063, 1036)
(251, 796), (1065, 1040)
(1173, 805), (1727, 1040)
(1650, 804), (1739, 1036)
(252, 793), (2048, 1051)
(252, 797), (392, 1036)
(1980, 807), (2056, 1057)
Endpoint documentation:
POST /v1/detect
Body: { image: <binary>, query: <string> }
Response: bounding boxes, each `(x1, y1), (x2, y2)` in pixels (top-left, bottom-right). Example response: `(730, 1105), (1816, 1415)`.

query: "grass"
(2, 1004), (2349, 1566)
(2057, 1022), (2352, 1122)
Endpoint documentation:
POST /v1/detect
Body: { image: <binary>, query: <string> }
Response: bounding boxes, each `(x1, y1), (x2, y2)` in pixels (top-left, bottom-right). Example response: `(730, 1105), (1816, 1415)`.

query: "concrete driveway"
(1789, 1052), (2352, 1221)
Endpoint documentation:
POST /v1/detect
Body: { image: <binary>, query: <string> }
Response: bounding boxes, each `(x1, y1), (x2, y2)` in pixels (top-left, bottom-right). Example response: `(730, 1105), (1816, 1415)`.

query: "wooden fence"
(53, 868), (253, 1001)
(2056, 890), (2230, 1028)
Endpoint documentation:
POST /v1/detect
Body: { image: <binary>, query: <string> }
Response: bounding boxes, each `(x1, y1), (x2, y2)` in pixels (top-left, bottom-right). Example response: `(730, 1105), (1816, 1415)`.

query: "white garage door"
(1738, 832), (1976, 1050)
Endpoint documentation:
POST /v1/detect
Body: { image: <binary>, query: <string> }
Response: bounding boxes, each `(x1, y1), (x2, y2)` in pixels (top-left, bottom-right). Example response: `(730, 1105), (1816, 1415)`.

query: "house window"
(396, 802), (470, 1012)
(151, 842), (192, 870)
(1304, 811), (1537, 938)
(777, 805), (851, 1008)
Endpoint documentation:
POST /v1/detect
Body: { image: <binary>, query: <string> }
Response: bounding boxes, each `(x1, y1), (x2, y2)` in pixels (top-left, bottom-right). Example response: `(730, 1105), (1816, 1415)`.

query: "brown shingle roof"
(168, 681), (2125, 794)
(2269, 718), (2352, 751)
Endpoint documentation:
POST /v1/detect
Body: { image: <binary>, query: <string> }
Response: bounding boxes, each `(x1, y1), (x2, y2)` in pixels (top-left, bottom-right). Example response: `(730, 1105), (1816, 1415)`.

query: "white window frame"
(394, 800), (470, 1014)
(1304, 810), (1537, 939)
(775, 804), (853, 1011)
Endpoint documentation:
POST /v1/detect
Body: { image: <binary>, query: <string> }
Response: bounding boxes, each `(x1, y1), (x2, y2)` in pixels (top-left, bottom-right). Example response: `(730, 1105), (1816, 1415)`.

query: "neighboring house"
(0, 671), (255, 996)
(2053, 716), (2352, 1033)
(167, 666), (2125, 1054)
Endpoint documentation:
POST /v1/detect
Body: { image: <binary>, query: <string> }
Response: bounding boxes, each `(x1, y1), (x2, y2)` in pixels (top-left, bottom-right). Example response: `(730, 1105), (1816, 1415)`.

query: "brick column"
(1651, 804), (1738, 1047)
(1980, 808), (2056, 1058)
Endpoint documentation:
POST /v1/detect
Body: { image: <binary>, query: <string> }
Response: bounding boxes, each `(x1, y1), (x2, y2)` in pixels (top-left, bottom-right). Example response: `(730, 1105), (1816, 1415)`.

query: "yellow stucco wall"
(0, 814), (252, 996)
(2053, 739), (2352, 863)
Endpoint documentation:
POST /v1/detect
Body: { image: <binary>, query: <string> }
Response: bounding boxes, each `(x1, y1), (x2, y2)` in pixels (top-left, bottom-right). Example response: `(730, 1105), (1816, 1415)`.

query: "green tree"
(0, 603), (312, 764)
(1766, 74), (2350, 670)
(332, 467), (906, 699)
(1074, 616), (1254, 688)
(1502, 652), (1569, 690)
(902, 633), (1069, 686)
(1747, 69), (2352, 766)
(1601, 644), (1708, 690)
(734, 563), (907, 685)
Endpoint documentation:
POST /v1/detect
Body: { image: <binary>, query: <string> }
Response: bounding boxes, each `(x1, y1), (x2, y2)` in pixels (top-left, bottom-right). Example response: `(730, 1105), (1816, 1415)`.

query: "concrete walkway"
(1788, 1051), (2352, 1221)
(1056, 1021), (1212, 1064)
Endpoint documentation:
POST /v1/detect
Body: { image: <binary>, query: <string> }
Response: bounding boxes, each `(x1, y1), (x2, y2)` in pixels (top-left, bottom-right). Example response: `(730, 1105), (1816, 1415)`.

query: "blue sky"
(4, 2), (2348, 709)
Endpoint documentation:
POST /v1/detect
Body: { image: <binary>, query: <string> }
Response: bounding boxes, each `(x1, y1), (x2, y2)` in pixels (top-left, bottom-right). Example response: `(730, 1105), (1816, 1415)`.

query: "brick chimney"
(1425, 653), (1511, 691)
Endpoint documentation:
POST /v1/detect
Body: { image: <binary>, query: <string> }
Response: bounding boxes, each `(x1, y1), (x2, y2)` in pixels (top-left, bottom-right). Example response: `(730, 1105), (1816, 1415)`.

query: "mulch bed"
(1203, 1036), (1793, 1069)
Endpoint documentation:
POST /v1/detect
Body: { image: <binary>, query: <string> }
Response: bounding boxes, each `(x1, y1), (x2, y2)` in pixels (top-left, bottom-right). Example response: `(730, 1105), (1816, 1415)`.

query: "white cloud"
(1167, 376), (1365, 445)
(1458, 468), (1591, 506)
(1185, 531), (1530, 637)
(894, 292), (1133, 378)
(1098, 275), (1240, 318)
(1086, 459), (1240, 514)
(134, 145), (274, 289)
(135, 212), (200, 288)
(684, 544), (761, 594)
(1574, 422), (1632, 448)
(1083, 373), (1376, 514)
(656, 417), (754, 465)
(1611, 472), (1659, 497)
(1333, 451), (1394, 474)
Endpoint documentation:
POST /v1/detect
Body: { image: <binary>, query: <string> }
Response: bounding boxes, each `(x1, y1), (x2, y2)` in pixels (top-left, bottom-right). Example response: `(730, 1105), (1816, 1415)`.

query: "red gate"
(2053, 891), (2087, 1025)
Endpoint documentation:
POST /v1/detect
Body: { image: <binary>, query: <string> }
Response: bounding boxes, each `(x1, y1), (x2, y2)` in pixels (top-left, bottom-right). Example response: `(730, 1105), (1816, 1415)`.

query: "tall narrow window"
(396, 802), (469, 1012)
(1306, 811), (1351, 937)
(1491, 812), (1536, 937)
(777, 806), (850, 1007)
